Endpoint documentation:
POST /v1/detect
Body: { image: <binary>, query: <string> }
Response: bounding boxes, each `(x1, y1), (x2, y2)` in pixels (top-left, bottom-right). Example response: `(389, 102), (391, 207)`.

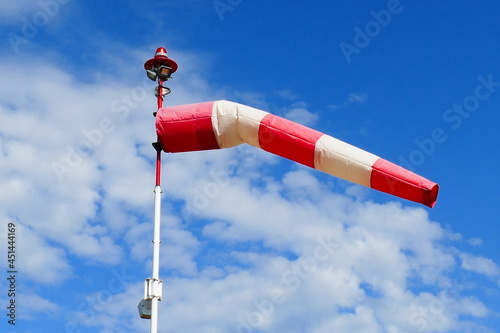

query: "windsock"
(156, 100), (439, 207)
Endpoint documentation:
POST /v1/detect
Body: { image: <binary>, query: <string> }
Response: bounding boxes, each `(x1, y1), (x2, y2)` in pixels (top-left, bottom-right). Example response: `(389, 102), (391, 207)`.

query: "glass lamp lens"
(146, 70), (157, 81)
(158, 66), (172, 79)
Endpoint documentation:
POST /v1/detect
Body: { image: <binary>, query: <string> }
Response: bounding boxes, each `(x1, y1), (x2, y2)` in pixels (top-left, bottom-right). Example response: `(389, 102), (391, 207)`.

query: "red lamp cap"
(155, 47), (168, 58)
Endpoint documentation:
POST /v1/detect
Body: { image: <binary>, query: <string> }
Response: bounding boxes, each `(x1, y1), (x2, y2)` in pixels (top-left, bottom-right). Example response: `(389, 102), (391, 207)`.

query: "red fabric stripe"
(156, 101), (220, 152)
(371, 158), (439, 207)
(259, 114), (323, 168)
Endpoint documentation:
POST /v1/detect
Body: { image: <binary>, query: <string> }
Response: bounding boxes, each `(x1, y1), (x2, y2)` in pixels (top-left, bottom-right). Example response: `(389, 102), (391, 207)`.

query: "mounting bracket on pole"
(152, 142), (163, 152)
(138, 278), (163, 319)
(145, 278), (163, 300)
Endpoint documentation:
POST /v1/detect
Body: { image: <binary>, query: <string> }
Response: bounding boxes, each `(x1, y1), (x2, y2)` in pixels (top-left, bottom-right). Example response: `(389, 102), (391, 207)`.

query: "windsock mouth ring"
(425, 183), (439, 208)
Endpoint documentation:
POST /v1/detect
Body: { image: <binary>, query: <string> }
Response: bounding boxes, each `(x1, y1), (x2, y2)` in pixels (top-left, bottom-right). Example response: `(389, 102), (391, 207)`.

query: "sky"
(1, 0), (500, 332)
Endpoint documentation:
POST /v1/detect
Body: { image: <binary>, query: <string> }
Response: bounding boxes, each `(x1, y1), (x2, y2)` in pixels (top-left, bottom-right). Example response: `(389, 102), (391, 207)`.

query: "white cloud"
(0, 59), (125, 262)
(18, 293), (59, 320)
(468, 238), (483, 247)
(0, 1), (41, 21)
(460, 253), (500, 278)
(159, 214), (202, 276)
(312, 306), (383, 333)
(275, 89), (299, 101)
(347, 92), (368, 105)
(147, 154), (496, 332)
(143, 162), (491, 330)
(329, 92), (368, 109)
(281, 101), (319, 127)
(16, 223), (72, 284)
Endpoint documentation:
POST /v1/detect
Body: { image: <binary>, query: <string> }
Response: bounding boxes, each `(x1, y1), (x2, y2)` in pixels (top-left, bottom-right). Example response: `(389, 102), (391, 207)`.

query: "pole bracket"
(152, 142), (163, 152)
(144, 278), (163, 300)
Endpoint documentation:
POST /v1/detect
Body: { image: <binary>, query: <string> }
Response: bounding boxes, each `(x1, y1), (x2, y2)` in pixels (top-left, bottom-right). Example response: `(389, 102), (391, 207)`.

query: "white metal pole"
(149, 73), (165, 333)
(150, 183), (162, 333)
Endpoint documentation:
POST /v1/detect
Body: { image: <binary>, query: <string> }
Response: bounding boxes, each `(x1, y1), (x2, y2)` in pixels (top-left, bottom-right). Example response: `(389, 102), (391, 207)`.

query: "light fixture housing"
(146, 69), (157, 81)
(157, 65), (173, 80)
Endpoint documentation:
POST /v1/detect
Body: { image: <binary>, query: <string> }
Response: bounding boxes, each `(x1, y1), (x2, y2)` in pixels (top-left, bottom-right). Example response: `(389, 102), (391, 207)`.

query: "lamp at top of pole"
(144, 47), (178, 108)
(144, 47), (178, 80)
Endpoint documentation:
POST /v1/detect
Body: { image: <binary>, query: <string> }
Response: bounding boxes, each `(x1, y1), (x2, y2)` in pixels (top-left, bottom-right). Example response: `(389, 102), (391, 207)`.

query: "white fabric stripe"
(212, 100), (268, 149)
(314, 135), (379, 188)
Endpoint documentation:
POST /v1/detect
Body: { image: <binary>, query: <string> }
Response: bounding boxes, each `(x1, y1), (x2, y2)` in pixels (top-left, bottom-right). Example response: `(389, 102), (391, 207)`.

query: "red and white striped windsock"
(156, 100), (439, 207)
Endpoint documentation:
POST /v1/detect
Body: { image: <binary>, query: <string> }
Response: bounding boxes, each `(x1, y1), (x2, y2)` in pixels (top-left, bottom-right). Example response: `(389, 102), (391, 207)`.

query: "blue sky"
(1, 0), (500, 332)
